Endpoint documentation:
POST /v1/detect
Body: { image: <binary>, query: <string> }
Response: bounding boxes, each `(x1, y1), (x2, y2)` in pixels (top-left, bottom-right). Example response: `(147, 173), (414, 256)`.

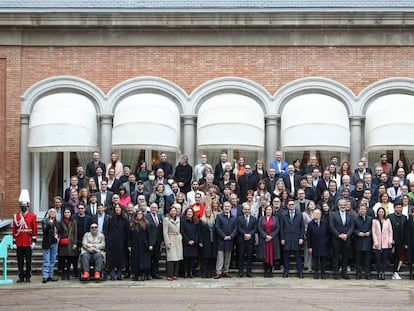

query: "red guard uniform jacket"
(13, 211), (37, 247)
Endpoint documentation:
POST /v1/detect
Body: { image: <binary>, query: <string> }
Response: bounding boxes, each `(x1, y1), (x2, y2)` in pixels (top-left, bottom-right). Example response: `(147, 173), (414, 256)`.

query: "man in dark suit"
(86, 151), (106, 178)
(154, 152), (174, 179)
(264, 168), (277, 194)
(316, 170), (331, 203)
(389, 201), (408, 280)
(283, 164), (300, 199)
(72, 203), (93, 277)
(214, 201), (237, 279)
(214, 152), (228, 185)
(145, 202), (163, 279)
(238, 165), (258, 202)
(330, 198), (355, 279)
(91, 203), (110, 235)
(306, 208), (330, 279)
(94, 180), (113, 210)
(353, 203), (373, 280)
(236, 202), (257, 277)
(107, 167), (121, 194)
(280, 198), (305, 278)
(85, 193), (98, 217)
(304, 155), (323, 175)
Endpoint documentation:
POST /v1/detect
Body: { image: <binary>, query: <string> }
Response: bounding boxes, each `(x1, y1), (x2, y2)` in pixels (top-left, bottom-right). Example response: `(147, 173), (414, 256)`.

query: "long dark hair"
(130, 211), (148, 230)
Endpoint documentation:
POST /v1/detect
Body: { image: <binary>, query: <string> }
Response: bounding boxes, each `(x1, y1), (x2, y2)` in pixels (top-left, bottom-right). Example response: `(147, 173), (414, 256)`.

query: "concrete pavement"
(0, 275), (413, 310)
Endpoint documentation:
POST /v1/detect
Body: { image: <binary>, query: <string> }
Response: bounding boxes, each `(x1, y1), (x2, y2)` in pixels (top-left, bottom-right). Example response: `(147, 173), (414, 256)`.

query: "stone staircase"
(0, 220), (411, 278)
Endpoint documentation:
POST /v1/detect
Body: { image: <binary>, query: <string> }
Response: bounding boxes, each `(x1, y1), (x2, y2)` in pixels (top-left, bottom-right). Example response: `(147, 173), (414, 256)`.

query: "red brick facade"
(0, 46), (413, 217)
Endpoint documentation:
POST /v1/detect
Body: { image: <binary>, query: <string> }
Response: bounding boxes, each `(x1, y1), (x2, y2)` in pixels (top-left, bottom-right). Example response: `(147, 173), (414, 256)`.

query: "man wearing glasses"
(280, 198), (305, 278)
(80, 223), (106, 281)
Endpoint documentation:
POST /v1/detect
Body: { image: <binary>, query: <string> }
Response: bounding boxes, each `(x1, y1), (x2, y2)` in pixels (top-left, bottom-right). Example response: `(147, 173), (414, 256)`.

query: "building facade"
(1, 1), (414, 216)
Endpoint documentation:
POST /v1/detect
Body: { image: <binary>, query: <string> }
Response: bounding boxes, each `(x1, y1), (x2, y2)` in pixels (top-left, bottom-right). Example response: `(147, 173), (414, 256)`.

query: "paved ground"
(0, 275), (413, 311)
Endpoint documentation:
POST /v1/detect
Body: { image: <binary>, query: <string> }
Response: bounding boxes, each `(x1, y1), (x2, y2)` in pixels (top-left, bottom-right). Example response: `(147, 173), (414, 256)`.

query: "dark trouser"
(150, 244), (161, 277)
(283, 249), (302, 274)
(374, 248), (390, 274)
(393, 243), (403, 272)
(167, 261), (180, 277)
(201, 258), (215, 277)
(355, 250), (371, 276)
(238, 241), (254, 275)
(312, 255), (327, 275)
(61, 256), (73, 275)
(332, 238), (351, 275)
(184, 257), (196, 277)
(16, 247), (32, 280)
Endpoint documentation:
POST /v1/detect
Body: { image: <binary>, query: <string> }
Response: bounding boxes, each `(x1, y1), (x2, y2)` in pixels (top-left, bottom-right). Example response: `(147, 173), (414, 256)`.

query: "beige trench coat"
(163, 216), (183, 261)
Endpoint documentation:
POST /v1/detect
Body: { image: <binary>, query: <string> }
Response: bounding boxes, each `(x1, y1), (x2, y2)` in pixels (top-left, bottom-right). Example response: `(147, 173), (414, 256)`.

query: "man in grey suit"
(281, 198), (305, 278)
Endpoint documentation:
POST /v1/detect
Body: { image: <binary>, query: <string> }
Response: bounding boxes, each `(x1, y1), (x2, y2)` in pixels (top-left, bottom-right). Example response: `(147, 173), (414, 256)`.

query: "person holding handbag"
(57, 208), (78, 280)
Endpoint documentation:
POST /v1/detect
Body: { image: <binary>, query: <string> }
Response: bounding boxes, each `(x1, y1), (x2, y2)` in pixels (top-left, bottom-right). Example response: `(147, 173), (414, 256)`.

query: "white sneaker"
(397, 260), (402, 272)
(392, 272), (402, 280)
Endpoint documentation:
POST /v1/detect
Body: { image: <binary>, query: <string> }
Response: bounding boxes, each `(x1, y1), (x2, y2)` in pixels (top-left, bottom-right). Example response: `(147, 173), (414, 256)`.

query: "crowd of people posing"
(29, 151), (414, 282)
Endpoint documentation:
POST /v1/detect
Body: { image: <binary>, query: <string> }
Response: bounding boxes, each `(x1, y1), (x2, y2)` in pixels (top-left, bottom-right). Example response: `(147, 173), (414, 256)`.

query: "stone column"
(182, 115), (196, 166)
(20, 114), (31, 190)
(350, 116), (363, 168)
(99, 114), (114, 165)
(265, 115), (280, 167)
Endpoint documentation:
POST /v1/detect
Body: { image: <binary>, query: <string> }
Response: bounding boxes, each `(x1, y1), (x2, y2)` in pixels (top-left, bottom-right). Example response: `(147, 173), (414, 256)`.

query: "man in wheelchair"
(80, 223), (105, 281)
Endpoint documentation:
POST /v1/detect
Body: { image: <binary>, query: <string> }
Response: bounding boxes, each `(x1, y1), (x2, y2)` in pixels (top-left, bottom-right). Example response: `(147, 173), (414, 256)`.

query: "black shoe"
(321, 274), (327, 279)
(246, 273), (252, 278)
(282, 273), (289, 278)
(342, 274), (350, 280)
(153, 274), (162, 279)
(17, 278), (24, 283)
(313, 274), (319, 279)
(356, 274), (362, 280)
(298, 273), (304, 279)
(61, 275), (66, 280)
(146, 275), (152, 280)
(42, 278), (48, 283)
(333, 274), (338, 280)
(366, 274), (372, 280)
(48, 277), (58, 282)
(25, 278), (31, 283)
(116, 275), (122, 280)
(124, 273), (130, 279)
(238, 273), (244, 278)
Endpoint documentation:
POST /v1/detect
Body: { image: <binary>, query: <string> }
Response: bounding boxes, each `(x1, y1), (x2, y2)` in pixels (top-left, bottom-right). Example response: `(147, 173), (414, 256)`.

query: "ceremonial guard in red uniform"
(12, 190), (37, 283)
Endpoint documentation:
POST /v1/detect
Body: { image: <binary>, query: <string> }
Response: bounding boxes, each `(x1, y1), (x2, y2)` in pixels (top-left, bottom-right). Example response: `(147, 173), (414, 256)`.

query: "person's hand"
(128, 247), (132, 252)
(149, 246), (153, 251)
(281, 239), (285, 245)
(11, 241), (17, 250)
(299, 239), (303, 245)
(308, 248), (312, 254)
(30, 242), (35, 250)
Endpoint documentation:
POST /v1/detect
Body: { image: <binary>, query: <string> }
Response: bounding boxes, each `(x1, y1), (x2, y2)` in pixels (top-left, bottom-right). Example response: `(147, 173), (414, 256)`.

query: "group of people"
(10, 150), (414, 282)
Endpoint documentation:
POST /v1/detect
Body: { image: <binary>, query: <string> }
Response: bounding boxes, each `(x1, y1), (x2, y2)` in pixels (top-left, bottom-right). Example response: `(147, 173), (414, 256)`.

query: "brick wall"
(0, 45), (413, 217)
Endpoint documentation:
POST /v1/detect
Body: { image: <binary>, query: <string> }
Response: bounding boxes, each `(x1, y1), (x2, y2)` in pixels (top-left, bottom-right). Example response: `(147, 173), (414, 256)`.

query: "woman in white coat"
(163, 204), (183, 281)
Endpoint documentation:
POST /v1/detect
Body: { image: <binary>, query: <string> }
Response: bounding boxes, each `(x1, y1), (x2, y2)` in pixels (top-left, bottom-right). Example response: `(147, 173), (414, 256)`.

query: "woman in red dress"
(257, 205), (281, 277)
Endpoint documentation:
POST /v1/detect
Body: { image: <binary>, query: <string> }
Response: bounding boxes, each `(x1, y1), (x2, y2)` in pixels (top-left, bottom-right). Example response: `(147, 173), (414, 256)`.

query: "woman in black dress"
(199, 207), (216, 278)
(106, 204), (129, 280)
(129, 210), (153, 281)
(181, 208), (200, 278)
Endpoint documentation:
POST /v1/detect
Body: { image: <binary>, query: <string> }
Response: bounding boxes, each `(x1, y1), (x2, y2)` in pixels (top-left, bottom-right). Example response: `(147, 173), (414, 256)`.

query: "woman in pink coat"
(372, 207), (393, 280)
